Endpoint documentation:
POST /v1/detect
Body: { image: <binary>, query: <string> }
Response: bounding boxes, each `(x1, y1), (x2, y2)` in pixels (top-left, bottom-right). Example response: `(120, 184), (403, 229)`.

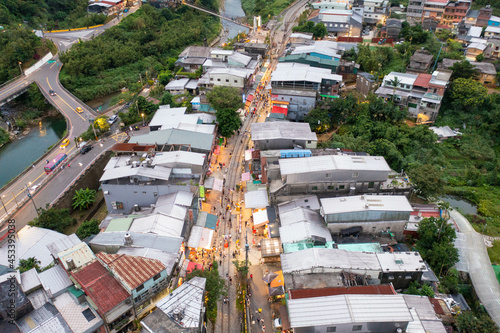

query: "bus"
(44, 153), (67, 174)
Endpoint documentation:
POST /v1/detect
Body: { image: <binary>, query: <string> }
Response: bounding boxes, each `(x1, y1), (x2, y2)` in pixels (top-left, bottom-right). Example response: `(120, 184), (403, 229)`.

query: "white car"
(108, 115), (118, 125)
(30, 184), (40, 193)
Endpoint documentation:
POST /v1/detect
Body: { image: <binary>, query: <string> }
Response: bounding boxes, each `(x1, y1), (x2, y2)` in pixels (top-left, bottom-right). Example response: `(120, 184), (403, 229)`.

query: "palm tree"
(18, 257), (41, 273)
(388, 76), (402, 102)
(72, 188), (97, 210)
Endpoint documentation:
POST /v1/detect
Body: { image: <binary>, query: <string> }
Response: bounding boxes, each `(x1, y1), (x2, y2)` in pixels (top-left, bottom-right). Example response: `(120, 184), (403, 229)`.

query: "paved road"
(451, 210), (500, 327)
(0, 6), (139, 227)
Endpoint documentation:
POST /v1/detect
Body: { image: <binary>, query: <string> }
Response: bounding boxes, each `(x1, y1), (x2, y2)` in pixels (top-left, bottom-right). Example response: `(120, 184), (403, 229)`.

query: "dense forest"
(59, 4), (220, 101)
(0, 0), (107, 30)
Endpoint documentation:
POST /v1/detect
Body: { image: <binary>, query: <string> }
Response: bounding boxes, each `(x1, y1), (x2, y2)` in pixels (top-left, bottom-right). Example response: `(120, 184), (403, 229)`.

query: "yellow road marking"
(56, 94), (86, 121)
(50, 62), (57, 69)
(46, 77), (52, 90)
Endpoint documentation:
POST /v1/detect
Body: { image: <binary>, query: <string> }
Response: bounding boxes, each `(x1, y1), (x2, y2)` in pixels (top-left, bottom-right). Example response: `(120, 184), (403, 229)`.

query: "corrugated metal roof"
(287, 294), (412, 328)
(53, 292), (103, 333)
(176, 123), (215, 134)
(279, 207), (324, 226)
(117, 247), (177, 276)
(251, 122), (317, 141)
(58, 242), (97, 271)
(26, 288), (49, 310)
(90, 232), (183, 254)
(165, 78), (189, 90)
(131, 128), (214, 151)
(209, 67), (253, 78)
(228, 52), (252, 66)
(278, 196), (321, 213)
(130, 213), (184, 238)
(38, 265), (73, 298)
(272, 63), (342, 83)
(20, 268), (42, 294)
(97, 253), (165, 290)
(16, 303), (73, 333)
(155, 277), (206, 328)
(281, 248), (381, 273)
(0, 226), (77, 268)
(99, 164), (172, 182)
(320, 195), (413, 215)
(244, 190), (269, 209)
(280, 155), (391, 176)
(46, 234), (81, 260)
(187, 225), (204, 248)
(154, 151), (206, 167)
(289, 284), (396, 299)
(279, 221), (333, 244)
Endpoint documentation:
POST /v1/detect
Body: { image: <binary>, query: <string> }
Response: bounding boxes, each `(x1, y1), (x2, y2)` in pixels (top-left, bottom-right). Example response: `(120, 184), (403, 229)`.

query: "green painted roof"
(105, 217), (134, 232)
(205, 213), (217, 230)
(279, 53), (340, 68)
(199, 104), (216, 112)
(69, 286), (84, 298)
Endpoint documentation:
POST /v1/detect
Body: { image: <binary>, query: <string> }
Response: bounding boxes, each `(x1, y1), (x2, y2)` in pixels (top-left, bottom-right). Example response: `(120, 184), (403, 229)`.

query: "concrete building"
(356, 72), (376, 96)
(232, 42), (269, 56)
(131, 128), (216, 154)
(311, 0), (350, 10)
(407, 0), (425, 24)
(270, 88), (318, 120)
(484, 38), (500, 59)
(441, 0), (470, 27)
(269, 154), (391, 199)
(485, 26), (500, 38)
(206, 67), (253, 89)
(70, 260), (133, 333)
(320, 195), (413, 238)
(441, 58), (496, 86)
(291, 41), (345, 59)
(175, 46), (211, 72)
(362, 0), (390, 24)
(477, 6), (493, 27)
(381, 18), (402, 39)
(406, 49), (434, 74)
(488, 15), (500, 27)
(311, 9), (363, 37)
(466, 41), (487, 59)
(289, 32), (314, 44)
(97, 253), (169, 317)
(141, 277), (206, 333)
(100, 155), (198, 213)
(422, 0), (448, 28)
(148, 105), (216, 132)
(251, 122), (317, 150)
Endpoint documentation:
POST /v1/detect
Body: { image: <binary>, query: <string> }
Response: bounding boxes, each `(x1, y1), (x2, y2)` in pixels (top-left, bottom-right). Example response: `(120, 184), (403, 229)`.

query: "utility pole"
(25, 185), (39, 215)
(245, 230), (249, 276)
(89, 119), (98, 140)
(0, 195), (8, 215)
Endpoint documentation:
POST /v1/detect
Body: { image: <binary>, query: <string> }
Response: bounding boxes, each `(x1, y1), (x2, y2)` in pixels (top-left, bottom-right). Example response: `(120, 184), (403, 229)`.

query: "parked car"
(60, 138), (70, 148)
(49, 90), (56, 96)
(108, 114), (118, 125)
(80, 145), (93, 154)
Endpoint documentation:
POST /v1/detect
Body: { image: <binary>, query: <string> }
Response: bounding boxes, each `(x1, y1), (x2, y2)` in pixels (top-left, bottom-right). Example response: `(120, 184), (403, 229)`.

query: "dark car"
(80, 145), (93, 154)
(49, 90), (56, 96)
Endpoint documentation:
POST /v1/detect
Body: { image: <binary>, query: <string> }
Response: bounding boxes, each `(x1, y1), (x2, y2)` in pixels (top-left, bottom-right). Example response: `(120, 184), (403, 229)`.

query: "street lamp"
(25, 184), (39, 215)
(141, 113), (145, 126)
(0, 195), (8, 215)
(18, 61), (24, 75)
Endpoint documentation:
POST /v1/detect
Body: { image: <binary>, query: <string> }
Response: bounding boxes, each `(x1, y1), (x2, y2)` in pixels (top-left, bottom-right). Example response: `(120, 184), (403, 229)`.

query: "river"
(0, 116), (66, 188)
(221, 0), (249, 42)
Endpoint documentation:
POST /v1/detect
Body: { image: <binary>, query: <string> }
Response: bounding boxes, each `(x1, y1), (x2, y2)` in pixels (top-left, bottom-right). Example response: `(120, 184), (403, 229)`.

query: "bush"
(29, 206), (76, 233)
(76, 219), (100, 240)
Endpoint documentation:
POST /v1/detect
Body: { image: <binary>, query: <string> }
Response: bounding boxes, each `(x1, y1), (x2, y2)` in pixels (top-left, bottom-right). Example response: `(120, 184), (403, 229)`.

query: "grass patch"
(489, 242), (500, 266)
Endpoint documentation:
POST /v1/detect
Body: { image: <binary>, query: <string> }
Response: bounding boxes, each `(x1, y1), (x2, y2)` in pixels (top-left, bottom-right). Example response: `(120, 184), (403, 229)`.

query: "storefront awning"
(187, 226), (203, 248)
(199, 228), (214, 249)
(253, 209), (269, 228)
(245, 149), (254, 161)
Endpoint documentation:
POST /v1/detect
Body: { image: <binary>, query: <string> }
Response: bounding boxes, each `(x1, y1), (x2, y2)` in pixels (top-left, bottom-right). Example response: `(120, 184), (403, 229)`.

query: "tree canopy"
(207, 86), (242, 137)
(76, 219), (100, 240)
(456, 311), (499, 333)
(292, 21), (328, 39)
(29, 206), (76, 233)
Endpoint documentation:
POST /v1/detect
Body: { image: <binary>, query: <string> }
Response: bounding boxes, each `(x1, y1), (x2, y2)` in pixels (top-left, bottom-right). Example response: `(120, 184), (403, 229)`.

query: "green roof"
(337, 243), (384, 253)
(69, 286), (85, 298)
(279, 54), (340, 69)
(199, 104), (216, 113)
(105, 217), (134, 232)
(205, 213), (217, 230)
(320, 94), (340, 99)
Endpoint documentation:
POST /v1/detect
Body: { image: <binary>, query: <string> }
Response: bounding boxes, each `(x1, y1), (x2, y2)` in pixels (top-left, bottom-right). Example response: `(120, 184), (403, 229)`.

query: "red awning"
(247, 94), (254, 102)
(187, 261), (203, 274)
(214, 145), (221, 155)
(272, 105), (288, 115)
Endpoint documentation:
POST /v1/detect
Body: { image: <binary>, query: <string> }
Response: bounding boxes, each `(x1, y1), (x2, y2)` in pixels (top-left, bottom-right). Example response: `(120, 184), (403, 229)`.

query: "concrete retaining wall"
(25, 53), (54, 76)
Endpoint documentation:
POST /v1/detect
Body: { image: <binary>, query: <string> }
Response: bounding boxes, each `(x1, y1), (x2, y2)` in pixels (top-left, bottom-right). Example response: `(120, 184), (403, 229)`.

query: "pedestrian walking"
(250, 274), (253, 280)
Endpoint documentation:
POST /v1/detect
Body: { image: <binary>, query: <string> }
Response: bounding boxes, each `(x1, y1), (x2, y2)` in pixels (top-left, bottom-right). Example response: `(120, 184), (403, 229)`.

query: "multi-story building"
(484, 38), (500, 59)
(251, 122), (318, 150)
(441, 0), (470, 27)
(406, 49), (434, 74)
(422, 0), (448, 29)
(477, 5), (493, 27)
(485, 26), (500, 38)
(320, 195), (413, 239)
(362, 0), (390, 24)
(407, 0), (425, 25)
(310, 9), (363, 37)
(356, 72), (376, 96)
(441, 58), (496, 86)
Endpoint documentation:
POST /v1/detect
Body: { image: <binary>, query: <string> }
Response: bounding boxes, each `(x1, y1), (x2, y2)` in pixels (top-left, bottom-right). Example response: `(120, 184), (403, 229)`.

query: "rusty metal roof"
(97, 253), (166, 291)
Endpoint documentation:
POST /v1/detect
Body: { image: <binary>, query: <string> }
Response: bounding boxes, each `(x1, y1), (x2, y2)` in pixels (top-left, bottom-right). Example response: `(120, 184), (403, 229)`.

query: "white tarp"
(198, 228), (214, 250)
(253, 209), (269, 228)
(213, 178), (223, 191)
(187, 225), (203, 248)
(244, 190), (269, 209)
(245, 149), (254, 161)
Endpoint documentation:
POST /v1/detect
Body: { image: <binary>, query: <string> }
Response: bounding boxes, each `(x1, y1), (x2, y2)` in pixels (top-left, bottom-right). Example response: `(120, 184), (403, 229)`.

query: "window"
(327, 185), (335, 190)
(217, 78), (221, 82)
(368, 181), (375, 188)
(143, 191), (147, 195)
(353, 325), (362, 331)
(153, 273), (161, 281)
(339, 185), (345, 190)
(210, 77), (213, 81)
(133, 191), (138, 194)
(226, 79), (229, 82)
(352, 172), (359, 177)
(388, 275), (395, 280)
(312, 186), (318, 191)
(136, 284), (144, 292)
(326, 173), (331, 178)
(234, 80), (238, 83)
(327, 327), (337, 332)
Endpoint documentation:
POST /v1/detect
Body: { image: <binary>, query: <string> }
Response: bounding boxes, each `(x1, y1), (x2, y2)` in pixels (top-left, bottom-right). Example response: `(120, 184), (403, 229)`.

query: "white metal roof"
(320, 195), (413, 215)
(244, 190), (269, 209)
(251, 122), (317, 141)
(278, 196), (321, 213)
(429, 126), (458, 138)
(154, 191), (193, 218)
(211, 49), (234, 55)
(272, 63), (342, 83)
(376, 251), (425, 272)
(21, 268), (42, 293)
(228, 52), (252, 66)
(279, 155), (391, 176)
(188, 225), (204, 248)
(253, 209), (269, 227)
(287, 294), (412, 328)
(468, 42), (487, 50)
(0, 226), (76, 268)
(100, 165), (172, 182)
(198, 228), (214, 250)
(149, 106), (190, 128)
(385, 72), (418, 85)
(290, 32), (314, 39)
(176, 123), (216, 134)
(129, 213), (185, 238)
(153, 151), (206, 167)
(279, 221), (333, 244)
(281, 248), (381, 273)
(165, 78), (189, 90)
(486, 26), (500, 34)
(209, 67), (253, 78)
(279, 207), (324, 226)
(155, 277), (206, 328)
(468, 26), (483, 37)
(38, 265), (73, 298)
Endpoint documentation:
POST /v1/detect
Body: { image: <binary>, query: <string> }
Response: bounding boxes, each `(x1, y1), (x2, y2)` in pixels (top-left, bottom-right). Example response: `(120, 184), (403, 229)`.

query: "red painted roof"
(410, 211), (440, 217)
(110, 143), (155, 152)
(97, 252), (166, 290)
(247, 94), (254, 102)
(71, 260), (130, 314)
(289, 284), (396, 299)
(271, 105), (288, 115)
(414, 74), (432, 88)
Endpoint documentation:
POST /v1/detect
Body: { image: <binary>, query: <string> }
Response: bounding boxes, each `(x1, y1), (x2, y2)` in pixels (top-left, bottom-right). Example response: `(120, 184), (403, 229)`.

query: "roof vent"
(133, 204), (141, 212)
(126, 159), (131, 165)
(66, 258), (75, 271)
(124, 233), (133, 245)
(132, 161), (138, 168)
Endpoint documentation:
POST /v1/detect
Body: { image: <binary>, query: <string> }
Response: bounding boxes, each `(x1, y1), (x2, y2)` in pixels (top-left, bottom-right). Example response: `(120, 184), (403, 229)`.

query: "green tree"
(28, 206), (77, 233)
(232, 260), (249, 277)
(407, 163), (444, 197)
(76, 219), (100, 240)
(72, 188), (97, 210)
(160, 91), (176, 107)
(312, 23), (328, 39)
(0, 128), (10, 146)
(475, 53), (485, 62)
(403, 282), (435, 297)
(456, 311), (499, 333)
(304, 107), (331, 133)
(416, 217), (459, 275)
(17, 257), (41, 273)
(187, 261), (226, 323)
(448, 60), (480, 81)
(207, 86), (242, 137)
(439, 267), (459, 294)
(388, 76), (401, 102)
(94, 117), (110, 133)
(449, 78), (488, 109)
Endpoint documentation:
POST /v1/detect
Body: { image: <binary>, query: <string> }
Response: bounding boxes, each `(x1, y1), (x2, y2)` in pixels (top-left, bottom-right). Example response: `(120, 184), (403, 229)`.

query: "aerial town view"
(2, 0), (500, 332)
